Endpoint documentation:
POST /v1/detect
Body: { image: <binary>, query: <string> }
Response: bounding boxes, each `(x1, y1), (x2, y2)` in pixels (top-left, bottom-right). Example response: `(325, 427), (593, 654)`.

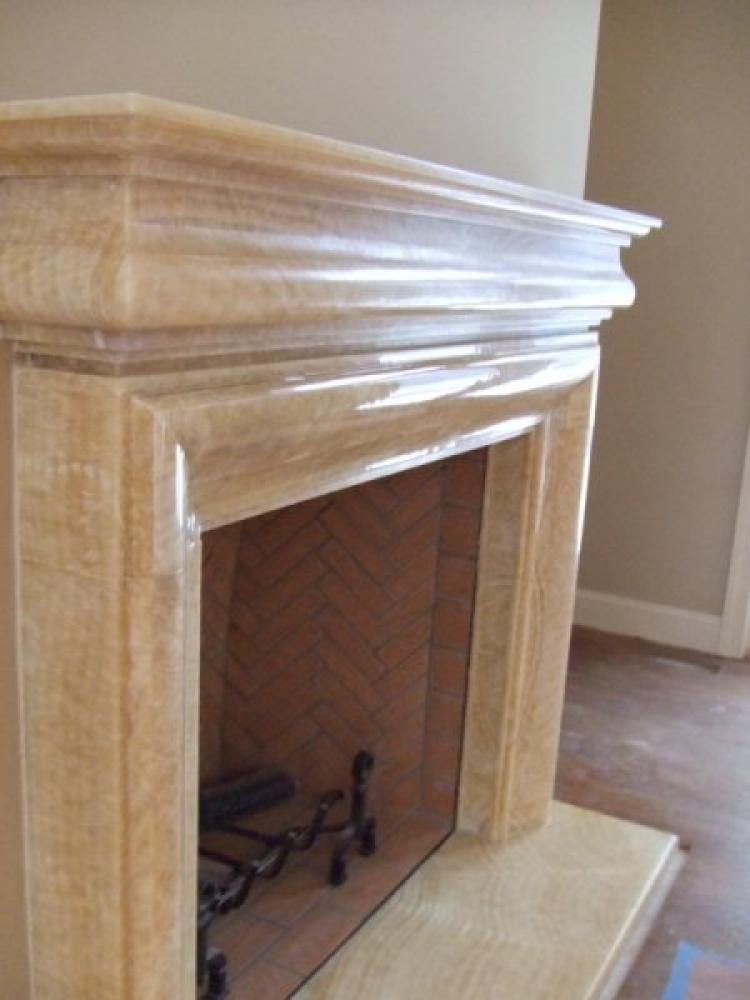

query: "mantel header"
(0, 93), (660, 362)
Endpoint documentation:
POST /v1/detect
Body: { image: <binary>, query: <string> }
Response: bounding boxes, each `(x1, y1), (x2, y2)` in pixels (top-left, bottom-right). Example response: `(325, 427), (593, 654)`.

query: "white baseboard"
(718, 428), (750, 658)
(574, 588), (721, 655)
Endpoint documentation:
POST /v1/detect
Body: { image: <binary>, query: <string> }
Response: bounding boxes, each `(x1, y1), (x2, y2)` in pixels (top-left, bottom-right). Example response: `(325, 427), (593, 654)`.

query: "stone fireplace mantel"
(0, 94), (679, 999)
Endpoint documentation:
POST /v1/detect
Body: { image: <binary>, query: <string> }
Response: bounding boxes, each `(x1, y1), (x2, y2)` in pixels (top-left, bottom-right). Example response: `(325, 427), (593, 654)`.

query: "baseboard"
(574, 588), (721, 654)
(718, 428), (750, 658)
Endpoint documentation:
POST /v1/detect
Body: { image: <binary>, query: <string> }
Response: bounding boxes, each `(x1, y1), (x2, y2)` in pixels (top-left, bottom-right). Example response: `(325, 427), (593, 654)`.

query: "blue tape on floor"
(661, 940), (750, 1000)
(662, 940), (698, 1000)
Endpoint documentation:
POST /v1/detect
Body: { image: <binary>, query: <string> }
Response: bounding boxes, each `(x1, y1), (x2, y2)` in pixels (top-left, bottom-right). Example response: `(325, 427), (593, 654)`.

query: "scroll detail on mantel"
(0, 94), (678, 1000)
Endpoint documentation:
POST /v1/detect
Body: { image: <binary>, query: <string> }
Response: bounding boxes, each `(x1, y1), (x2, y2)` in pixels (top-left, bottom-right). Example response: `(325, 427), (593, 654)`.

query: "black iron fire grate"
(196, 750), (377, 999)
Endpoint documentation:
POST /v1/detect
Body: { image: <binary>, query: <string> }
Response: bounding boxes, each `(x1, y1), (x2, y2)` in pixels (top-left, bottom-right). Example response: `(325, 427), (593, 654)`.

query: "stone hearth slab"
(297, 801), (681, 999)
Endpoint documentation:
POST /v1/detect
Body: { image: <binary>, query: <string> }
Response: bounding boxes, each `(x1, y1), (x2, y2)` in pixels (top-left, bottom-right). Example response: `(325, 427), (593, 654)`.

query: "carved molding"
(0, 94), (658, 363)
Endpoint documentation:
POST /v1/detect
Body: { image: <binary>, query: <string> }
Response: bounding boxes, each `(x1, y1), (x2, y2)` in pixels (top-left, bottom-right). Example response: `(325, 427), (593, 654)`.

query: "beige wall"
(0, 0), (601, 196)
(580, 0), (750, 617)
(0, 2), (603, 993)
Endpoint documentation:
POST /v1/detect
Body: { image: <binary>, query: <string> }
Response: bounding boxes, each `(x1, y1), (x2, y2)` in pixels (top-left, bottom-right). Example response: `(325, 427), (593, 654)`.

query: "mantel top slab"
(0, 93), (660, 362)
(0, 93), (656, 235)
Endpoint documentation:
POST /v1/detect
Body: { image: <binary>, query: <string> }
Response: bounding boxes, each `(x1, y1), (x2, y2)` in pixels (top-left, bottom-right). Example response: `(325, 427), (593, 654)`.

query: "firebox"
(196, 453), (485, 994)
(0, 94), (680, 1000)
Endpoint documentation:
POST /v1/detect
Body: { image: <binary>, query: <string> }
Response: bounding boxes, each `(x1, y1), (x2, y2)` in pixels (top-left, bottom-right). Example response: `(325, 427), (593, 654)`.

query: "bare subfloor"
(557, 627), (750, 999)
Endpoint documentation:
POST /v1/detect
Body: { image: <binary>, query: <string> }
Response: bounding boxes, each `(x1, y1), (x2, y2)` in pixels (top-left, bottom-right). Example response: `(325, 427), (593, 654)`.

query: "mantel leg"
(459, 375), (597, 840)
(16, 367), (197, 999)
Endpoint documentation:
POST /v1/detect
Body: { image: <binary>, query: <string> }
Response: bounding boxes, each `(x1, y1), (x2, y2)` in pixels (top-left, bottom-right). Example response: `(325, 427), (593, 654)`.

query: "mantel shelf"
(0, 93), (659, 364)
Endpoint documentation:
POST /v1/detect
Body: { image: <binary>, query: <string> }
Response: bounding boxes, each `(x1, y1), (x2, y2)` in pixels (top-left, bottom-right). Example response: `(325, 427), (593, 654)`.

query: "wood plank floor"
(557, 627), (750, 999)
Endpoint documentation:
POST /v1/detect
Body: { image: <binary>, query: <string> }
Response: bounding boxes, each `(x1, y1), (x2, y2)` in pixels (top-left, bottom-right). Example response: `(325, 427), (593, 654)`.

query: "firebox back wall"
(199, 449), (487, 831)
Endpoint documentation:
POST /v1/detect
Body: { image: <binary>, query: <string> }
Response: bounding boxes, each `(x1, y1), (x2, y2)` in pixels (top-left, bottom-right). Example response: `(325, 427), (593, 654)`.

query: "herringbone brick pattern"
(201, 449), (486, 835)
(200, 451), (487, 993)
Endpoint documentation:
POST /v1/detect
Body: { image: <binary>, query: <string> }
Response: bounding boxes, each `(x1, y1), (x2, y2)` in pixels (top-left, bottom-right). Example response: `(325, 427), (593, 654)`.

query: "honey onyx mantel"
(0, 94), (679, 999)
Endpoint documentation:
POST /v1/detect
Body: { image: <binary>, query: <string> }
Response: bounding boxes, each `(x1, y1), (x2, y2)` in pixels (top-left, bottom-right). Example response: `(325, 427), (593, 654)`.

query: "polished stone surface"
(0, 94), (661, 998)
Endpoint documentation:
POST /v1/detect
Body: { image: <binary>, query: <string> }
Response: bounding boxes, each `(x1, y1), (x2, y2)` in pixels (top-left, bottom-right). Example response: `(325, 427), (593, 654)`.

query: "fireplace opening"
(197, 449), (487, 998)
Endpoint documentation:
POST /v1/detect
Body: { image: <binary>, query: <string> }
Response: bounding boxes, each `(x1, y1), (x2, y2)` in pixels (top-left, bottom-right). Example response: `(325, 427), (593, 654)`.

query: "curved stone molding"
(0, 94), (658, 361)
(0, 95), (669, 1000)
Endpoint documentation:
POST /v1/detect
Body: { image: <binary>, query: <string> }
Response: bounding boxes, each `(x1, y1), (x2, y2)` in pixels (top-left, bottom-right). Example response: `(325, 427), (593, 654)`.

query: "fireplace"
(0, 94), (681, 999)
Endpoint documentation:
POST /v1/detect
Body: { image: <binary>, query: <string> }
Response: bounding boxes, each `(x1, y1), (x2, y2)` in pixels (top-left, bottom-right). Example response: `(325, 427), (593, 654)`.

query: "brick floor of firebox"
(202, 794), (450, 999)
